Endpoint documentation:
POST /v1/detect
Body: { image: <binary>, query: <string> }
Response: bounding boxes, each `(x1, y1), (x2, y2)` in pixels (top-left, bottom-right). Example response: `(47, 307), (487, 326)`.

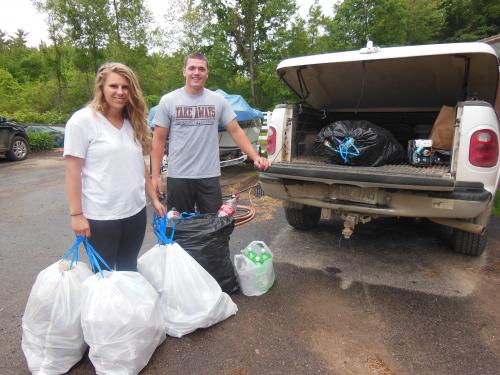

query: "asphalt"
(0, 152), (499, 375)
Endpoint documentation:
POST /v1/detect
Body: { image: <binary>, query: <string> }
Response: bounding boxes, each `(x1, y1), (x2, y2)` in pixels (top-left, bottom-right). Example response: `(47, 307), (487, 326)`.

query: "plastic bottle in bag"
(217, 195), (239, 217)
(167, 207), (180, 220)
(244, 242), (273, 265)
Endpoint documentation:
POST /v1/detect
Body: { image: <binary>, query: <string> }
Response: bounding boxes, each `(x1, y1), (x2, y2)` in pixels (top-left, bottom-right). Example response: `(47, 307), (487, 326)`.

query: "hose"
(223, 182), (260, 227)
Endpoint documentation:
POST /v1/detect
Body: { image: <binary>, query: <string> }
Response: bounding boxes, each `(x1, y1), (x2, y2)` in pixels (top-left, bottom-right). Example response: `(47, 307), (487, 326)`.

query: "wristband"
(70, 212), (83, 217)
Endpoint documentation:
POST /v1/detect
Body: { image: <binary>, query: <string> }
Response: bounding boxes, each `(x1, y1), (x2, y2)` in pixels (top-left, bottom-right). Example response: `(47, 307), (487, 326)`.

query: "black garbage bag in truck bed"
(314, 120), (404, 167)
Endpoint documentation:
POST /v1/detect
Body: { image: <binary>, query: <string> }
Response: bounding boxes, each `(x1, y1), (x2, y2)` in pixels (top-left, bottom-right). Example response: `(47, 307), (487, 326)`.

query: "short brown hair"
(184, 52), (209, 70)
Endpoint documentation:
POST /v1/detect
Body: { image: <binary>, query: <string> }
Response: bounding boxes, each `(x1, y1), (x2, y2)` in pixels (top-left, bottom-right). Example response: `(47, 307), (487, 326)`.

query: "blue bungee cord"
(329, 137), (361, 164)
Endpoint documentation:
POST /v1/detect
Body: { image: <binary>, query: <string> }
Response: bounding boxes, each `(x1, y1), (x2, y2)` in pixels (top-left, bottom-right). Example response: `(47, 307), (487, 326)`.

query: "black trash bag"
(167, 214), (239, 294)
(314, 120), (404, 166)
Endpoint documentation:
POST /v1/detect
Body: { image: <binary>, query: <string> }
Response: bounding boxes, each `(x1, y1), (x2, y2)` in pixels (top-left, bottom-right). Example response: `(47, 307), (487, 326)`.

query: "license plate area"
(336, 185), (378, 205)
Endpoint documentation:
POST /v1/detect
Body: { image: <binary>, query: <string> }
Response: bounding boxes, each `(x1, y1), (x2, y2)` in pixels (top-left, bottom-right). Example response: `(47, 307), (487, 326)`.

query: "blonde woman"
(64, 62), (166, 271)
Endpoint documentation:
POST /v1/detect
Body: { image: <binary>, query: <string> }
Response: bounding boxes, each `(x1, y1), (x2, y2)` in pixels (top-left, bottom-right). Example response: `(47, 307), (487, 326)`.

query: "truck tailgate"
(263, 162), (456, 191)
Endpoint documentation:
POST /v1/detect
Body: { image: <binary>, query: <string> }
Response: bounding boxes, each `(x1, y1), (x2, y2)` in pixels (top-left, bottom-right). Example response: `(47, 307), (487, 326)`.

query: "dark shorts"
(86, 207), (147, 272)
(167, 177), (222, 214)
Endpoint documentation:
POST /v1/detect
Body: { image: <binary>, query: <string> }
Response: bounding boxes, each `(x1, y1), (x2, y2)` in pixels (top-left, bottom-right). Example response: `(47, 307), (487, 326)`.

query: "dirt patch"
(251, 195), (282, 223)
(367, 355), (396, 375)
(30, 148), (64, 158)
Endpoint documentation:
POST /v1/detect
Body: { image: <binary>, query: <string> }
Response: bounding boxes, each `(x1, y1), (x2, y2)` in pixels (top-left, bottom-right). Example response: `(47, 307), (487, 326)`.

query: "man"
(151, 52), (270, 213)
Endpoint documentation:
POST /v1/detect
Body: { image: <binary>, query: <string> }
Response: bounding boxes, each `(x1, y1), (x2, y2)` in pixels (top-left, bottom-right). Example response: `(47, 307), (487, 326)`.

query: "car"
(260, 41), (500, 256)
(0, 116), (30, 161)
(25, 124), (65, 148)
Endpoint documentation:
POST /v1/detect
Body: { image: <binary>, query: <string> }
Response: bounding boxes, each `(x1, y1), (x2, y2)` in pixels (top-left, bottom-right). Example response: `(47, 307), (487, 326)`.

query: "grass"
(493, 192), (500, 216)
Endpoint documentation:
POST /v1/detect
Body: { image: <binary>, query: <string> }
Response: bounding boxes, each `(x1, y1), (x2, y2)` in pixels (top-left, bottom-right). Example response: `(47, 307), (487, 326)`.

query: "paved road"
(1, 153), (499, 375)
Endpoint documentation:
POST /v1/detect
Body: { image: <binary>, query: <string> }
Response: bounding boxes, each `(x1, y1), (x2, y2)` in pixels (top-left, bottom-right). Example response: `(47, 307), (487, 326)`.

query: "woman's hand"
(71, 214), (91, 237)
(151, 199), (167, 217)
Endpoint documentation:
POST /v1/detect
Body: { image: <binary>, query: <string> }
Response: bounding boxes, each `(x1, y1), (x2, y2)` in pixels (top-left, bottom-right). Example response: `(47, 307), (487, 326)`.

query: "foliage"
(440, 0), (500, 41)
(27, 131), (54, 151)
(0, 68), (26, 112)
(494, 192), (500, 217)
(0, 0), (498, 120)
(0, 110), (67, 124)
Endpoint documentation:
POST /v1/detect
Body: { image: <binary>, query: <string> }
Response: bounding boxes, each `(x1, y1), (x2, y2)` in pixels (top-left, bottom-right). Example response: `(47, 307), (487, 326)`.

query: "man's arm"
(151, 126), (169, 196)
(225, 119), (271, 171)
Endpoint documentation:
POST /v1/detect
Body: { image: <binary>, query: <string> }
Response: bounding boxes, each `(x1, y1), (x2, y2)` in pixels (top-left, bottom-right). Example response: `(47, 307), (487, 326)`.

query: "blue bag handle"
(179, 211), (199, 219)
(152, 213), (175, 245)
(83, 237), (112, 278)
(60, 236), (85, 271)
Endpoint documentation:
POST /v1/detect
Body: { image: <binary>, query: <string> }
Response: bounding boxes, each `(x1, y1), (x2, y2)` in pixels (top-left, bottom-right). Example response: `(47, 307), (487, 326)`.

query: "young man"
(151, 52), (270, 213)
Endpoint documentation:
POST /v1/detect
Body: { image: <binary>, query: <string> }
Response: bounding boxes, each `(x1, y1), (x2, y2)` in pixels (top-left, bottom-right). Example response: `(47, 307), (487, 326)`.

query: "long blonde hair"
(89, 62), (151, 154)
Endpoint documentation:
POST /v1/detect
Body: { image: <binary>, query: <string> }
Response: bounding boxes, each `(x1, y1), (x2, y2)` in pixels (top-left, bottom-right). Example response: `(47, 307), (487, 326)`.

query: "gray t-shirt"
(153, 88), (236, 178)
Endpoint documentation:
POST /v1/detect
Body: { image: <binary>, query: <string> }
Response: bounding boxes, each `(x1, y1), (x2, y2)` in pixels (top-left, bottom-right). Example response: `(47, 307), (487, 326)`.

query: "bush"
(145, 95), (161, 109)
(493, 192), (500, 217)
(28, 132), (53, 151)
(0, 110), (68, 124)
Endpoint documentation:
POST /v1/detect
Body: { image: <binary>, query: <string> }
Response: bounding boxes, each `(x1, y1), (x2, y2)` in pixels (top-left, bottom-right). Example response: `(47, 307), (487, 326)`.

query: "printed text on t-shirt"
(176, 105), (216, 120)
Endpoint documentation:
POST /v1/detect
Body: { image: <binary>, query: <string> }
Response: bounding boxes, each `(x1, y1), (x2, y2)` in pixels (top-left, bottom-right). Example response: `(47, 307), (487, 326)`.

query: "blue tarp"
(214, 89), (263, 122)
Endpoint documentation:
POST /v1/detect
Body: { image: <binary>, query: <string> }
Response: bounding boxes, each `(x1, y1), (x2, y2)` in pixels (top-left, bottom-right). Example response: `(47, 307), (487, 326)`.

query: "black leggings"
(86, 207), (147, 272)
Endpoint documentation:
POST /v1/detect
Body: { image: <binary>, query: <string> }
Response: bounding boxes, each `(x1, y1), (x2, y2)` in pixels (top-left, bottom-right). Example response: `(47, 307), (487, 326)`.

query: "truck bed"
(265, 157), (455, 191)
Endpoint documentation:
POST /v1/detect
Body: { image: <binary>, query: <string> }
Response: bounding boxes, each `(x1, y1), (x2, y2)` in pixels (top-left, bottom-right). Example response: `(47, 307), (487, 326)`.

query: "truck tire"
(284, 204), (321, 230)
(451, 228), (488, 256)
(7, 136), (29, 161)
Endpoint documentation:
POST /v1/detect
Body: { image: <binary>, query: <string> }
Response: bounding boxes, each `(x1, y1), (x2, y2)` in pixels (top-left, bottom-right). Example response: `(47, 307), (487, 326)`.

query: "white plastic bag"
(81, 271), (166, 375)
(138, 242), (238, 338)
(234, 241), (275, 296)
(22, 259), (92, 375)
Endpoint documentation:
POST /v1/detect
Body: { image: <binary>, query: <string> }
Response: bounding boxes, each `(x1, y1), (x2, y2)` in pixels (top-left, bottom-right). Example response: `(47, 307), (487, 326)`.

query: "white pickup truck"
(260, 42), (499, 256)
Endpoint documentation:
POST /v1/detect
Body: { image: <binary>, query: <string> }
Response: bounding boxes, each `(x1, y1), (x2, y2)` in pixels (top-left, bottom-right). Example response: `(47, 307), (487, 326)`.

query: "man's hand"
(254, 156), (271, 171)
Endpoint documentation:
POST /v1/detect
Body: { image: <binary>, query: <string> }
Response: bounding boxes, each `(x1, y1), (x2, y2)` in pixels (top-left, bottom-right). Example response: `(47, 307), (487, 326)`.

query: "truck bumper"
(260, 174), (492, 220)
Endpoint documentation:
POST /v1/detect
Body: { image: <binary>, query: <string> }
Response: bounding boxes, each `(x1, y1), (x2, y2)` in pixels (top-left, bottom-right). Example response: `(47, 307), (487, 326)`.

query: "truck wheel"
(284, 204), (321, 230)
(451, 228), (488, 256)
(7, 136), (29, 161)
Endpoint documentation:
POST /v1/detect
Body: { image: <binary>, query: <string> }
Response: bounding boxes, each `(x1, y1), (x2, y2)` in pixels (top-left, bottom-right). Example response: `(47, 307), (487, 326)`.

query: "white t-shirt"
(63, 107), (146, 220)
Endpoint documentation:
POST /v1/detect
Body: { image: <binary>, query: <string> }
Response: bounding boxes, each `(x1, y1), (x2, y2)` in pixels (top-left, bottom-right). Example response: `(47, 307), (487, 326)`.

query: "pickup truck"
(260, 42), (499, 256)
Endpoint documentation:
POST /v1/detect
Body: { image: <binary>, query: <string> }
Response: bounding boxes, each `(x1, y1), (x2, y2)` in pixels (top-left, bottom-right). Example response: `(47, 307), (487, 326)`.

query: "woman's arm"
(145, 163), (167, 217)
(65, 155), (91, 237)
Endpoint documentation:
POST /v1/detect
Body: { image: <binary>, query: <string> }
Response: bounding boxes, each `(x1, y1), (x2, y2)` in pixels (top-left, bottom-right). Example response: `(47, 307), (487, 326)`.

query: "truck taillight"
(266, 126), (276, 155)
(469, 129), (498, 167)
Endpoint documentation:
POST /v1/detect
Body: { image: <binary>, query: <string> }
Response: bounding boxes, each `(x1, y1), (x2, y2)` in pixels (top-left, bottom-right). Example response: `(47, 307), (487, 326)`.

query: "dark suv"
(0, 116), (30, 161)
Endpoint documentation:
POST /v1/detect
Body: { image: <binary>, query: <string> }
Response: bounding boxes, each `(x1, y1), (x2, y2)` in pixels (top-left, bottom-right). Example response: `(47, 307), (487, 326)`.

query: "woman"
(64, 62), (166, 271)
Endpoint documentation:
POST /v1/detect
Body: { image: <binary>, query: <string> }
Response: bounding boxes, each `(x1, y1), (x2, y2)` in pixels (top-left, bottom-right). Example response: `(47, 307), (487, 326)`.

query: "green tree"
(0, 30), (9, 50)
(330, 0), (409, 49)
(202, 0), (298, 107)
(0, 69), (26, 112)
(406, 0), (443, 44)
(9, 29), (29, 48)
(109, 0), (153, 48)
(440, 0), (500, 41)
